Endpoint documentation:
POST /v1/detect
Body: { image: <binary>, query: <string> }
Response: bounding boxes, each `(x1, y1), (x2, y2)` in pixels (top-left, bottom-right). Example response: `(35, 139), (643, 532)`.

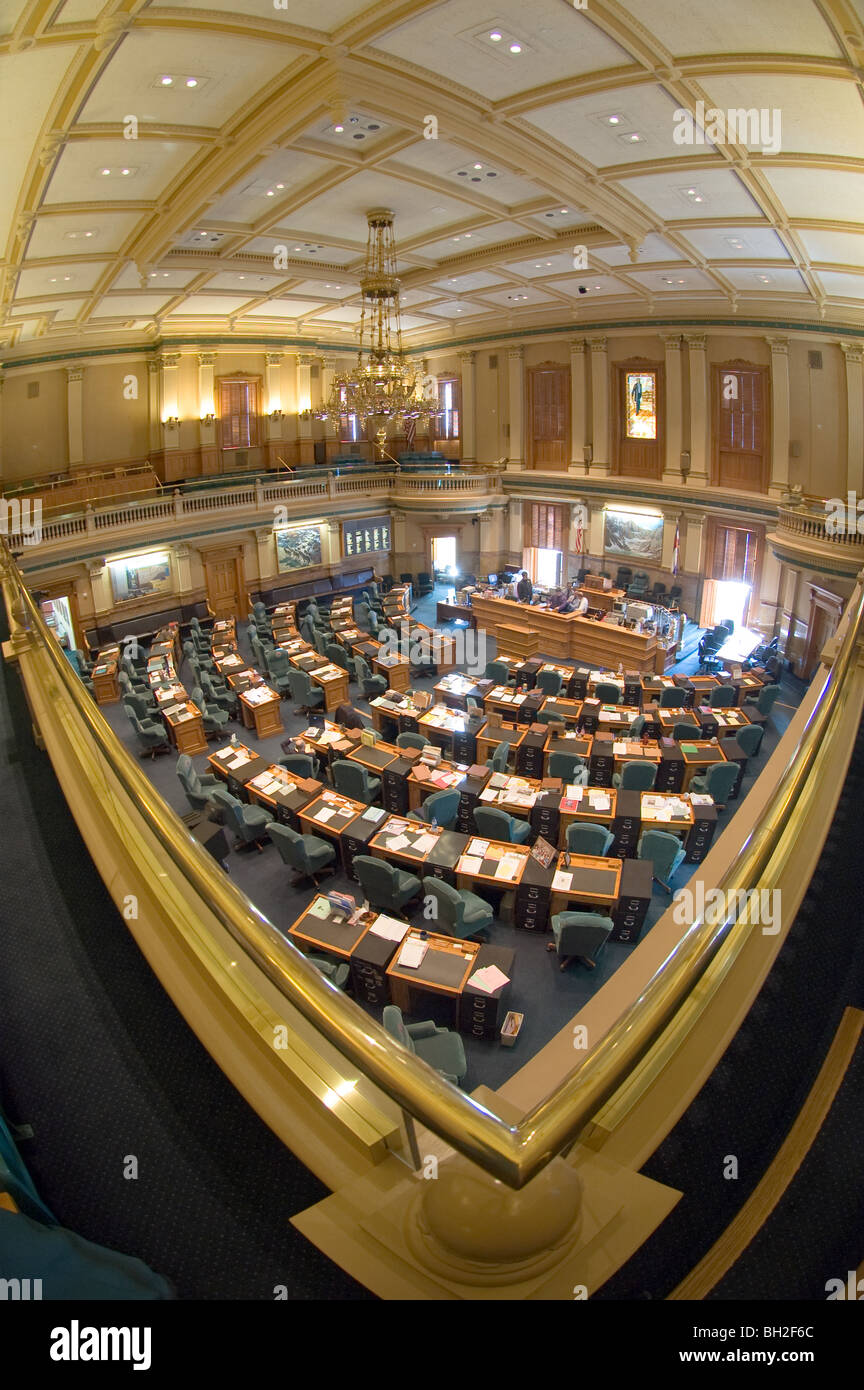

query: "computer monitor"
(488, 572), (498, 586)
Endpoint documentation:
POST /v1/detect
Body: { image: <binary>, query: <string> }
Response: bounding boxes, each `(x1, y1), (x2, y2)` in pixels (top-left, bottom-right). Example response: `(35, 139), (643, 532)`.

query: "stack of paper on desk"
(397, 938), (428, 969)
(468, 965), (510, 994)
(370, 915), (411, 943)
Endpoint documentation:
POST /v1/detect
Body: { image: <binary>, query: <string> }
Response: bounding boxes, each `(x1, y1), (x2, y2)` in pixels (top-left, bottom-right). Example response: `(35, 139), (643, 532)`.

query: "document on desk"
(386, 834), (410, 851)
(469, 965), (510, 995)
(468, 839), (489, 856)
(553, 869), (574, 891)
(226, 757), (247, 770)
(495, 855), (522, 882)
(370, 914), (411, 943)
(316, 808), (335, 823)
(689, 793), (713, 806)
(479, 788), (498, 801)
(161, 703), (183, 717)
(412, 833), (438, 854)
(460, 855), (483, 875)
(397, 939), (428, 969)
(308, 898), (331, 920)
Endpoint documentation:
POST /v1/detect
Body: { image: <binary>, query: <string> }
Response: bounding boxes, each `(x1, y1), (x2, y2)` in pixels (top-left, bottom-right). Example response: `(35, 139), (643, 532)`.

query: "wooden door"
(204, 557), (241, 619)
(528, 365), (569, 470)
(614, 361), (663, 479)
(712, 363), (768, 493)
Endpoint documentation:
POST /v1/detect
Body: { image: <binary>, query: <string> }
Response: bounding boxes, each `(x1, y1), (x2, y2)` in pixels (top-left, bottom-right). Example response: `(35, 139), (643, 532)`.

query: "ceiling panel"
(25, 212), (145, 260)
(681, 227), (791, 261)
(89, 295), (172, 317)
(387, 140), (543, 205)
(55, 0), (108, 22)
(614, 0), (840, 57)
(281, 170), (472, 242)
(618, 168), (762, 221)
(244, 298), (326, 317)
(720, 266), (808, 292)
(165, 0), (369, 23)
(44, 138), (199, 205)
(761, 168), (864, 221)
(522, 85), (697, 167)
(0, 45), (80, 253)
(16, 261), (111, 296)
(798, 229), (864, 269)
(700, 75), (864, 157)
(597, 235), (684, 265)
(166, 294), (254, 315)
(205, 148), (334, 222)
(815, 270), (864, 299)
(0, 0), (29, 35)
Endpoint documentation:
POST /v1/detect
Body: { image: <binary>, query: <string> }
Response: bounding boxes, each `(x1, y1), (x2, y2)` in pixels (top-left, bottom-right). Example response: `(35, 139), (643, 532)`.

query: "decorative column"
(662, 335), (684, 483)
(147, 359), (161, 452)
(568, 340), (586, 472)
(197, 353), (217, 470)
(588, 338), (610, 476)
(841, 342), (864, 496)
(66, 366), (85, 470)
(254, 527), (274, 585)
(588, 502), (605, 557)
(766, 337), (790, 499)
(296, 354), (315, 465)
(326, 520), (342, 566)
(684, 335), (710, 486)
(506, 348), (524, 470)
(0, 375), (4, 486)
(173, 543), (193, 598)
(87, 558), (112, 622)
(459, 350), (477, 463)
(507, 497), (523, 558)
(158, 352), (181, 453)
(682, 511), (706, 574)
(320, 357), (340, 461)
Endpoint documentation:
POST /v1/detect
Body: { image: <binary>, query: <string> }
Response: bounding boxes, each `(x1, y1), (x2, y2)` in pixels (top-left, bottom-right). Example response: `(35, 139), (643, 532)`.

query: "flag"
(672, 518), (680, 576)
(574, 504), (584, 555)
(405, 416), (416, 449)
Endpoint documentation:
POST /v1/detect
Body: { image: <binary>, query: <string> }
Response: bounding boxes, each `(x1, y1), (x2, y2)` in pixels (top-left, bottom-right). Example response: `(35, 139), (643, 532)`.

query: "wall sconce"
(201, 413), (215, 426)
(583, 444), (593, 470)
(680, 450), (691, 482)
(270, 409), (284, 420)
(164, 415), (179, 428)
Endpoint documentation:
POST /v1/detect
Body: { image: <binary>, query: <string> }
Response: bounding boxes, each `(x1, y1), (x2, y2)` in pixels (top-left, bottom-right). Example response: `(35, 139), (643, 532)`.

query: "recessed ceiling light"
(693, 196), (704, 203)
(489, 31), (502, 41)
(238, 275), (245, 280)
(333, 124), (344, 133)
(560, 208), (568, 214)
(266, 190), (274, 197)
(607, 115), (621, 125)
(160, 75), (172, 86)
(100, 168), (110, 176)
(275, 183), (284, 189)
(625, 133), (643, 143)
(464, 233), (472, 238)
(186, 78), (198, 88)
(48, 277), (57, 283)
(758, 274), (772, 283)
(473, 163), (482, 170)
(121, 168), (131, 175)
(509, 42), (522, 53)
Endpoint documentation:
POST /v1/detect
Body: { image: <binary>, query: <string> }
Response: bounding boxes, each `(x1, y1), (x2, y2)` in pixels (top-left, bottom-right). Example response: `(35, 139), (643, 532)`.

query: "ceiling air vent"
(27, 381), (39, 398)
(808, 351), (823, 370)
(488, 354), (499, 368)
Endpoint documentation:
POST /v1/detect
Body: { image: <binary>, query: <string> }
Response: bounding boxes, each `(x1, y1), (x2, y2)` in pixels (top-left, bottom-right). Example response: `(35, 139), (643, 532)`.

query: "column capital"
(684, 333), (707, 352)
(65, 365), (85, 382)
(459, 349), (476, 364)
(683, 510), (705, 525)
(197, 352), (216, 368)
(147, 357), (160, 374)
(840, 341), (864, 364)
(765, 336), (789, 355)
(254, 527), (273, 543)
(295, 353), (316, 367)
(507, 346), (524, 360)
(661, 333), (684, 351)
(568, 338), (586, 354)
(265, 351), (284, 367)
(588, 336), (607, 353)
(157, 352), (181, 369)
(87, 558), (106, 579)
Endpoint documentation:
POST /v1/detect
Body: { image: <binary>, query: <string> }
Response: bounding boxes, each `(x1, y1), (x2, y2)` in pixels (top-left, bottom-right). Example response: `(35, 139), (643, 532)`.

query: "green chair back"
(617, 760), (657, 790)
(565, 822), (614, 856)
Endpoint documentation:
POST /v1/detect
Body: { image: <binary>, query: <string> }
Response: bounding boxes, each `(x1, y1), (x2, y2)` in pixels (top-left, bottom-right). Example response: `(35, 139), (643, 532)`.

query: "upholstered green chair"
(397, 731), (427, 751)
(672, 721), (696, 741)
(536, 710), (567, 729)
(408, 788), (460, 829)
(637, 828), (687, 891)
(595, 681), (621, 703)
(287, 668), (324, 713)
(211, 788), (273, 851)
(120, 685), (155, 722)
(659, 686), (686, 708)
(175, 754), (220, 811)
(485, 740), (511, 773)
(382, 1005), (467, 1085)
(332, 758), (381, 805)
(353, 654), (387, 698)
(734, 722), (764, 758)
(688, 759), (740, 807)
(485, 659), (515, 687)
(265, 647), (293, 696)
(536, 669), (563, 697)
(612, 760), (657, 790)
(128, 710), (170, 759)
(308, 955), (350, 990)
(472, 805), (531, 845)
(421, 875), (494, 941)
(190, 684), (230, 737)
(709, 684), (736, 708)
(326, 640), (350, 673)
(628, 714), (647, 738)
(548, 751), (588, 783)
(201, 671), (239, 718)
(267, 822), (335, 885)
(565, 822), (614, 857)
(750, 682), (781, 717)
(547, 911), (614, 971)
(353, 855), (421, 912)
(280, 751), (319, 780)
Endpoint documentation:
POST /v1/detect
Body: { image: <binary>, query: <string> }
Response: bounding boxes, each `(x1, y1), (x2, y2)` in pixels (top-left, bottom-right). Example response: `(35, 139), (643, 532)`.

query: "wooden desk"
(245, 764), (321, 824)
(146, 656), (176, 687)
(289, 897), (409, 966)
(678, 740), (727, 791)
(162, 699), (208, 755)
(299, 790), (369, 844)
(477, 772), (543, 821)
(374, 653), (411, 693)
(475, 721), (525, 767)
(417, 705), (472, 753)
(370, 694), (424, 736)
(386, 929), (481, 1018)
(595, 703), (641, 732)
(153, 681), (188, 709)
(407, 759), (471, 812)
(558, 785), (616, 845)
(347, 742), (402, 778)
(550, 853), (622, 915)
(239, 685), (284, 738)
(276, 636), (311, 658)
(609, 738), (661, 769)
(369, 816), (446, 870)
(495, 622), (539, 660)
(211, 618), (236, 646)
(455, 837), (531, 890)
(310, 663), (350, 712)
(214, 650), (249, 679)
(537, 697), (583, 728)
(537, 662), (575, 696)
(656, 707), (700, 735)
(471, 594), (659, 671)
(700, 706), (752, 738)
(91, 659), (120, 704)
(482, 686), (533, 719)
(640, 791), (695, 838)
(543, 731), (593, 776)
(436, 600), (476, 628)
(434, 673), (483, 710)
(208, 742), (269, 795)
(578, 584), (627, 612)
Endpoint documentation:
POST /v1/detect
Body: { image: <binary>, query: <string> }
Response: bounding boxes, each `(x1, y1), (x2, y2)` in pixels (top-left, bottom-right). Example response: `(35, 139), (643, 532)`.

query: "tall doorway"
(431, 535), (457, 580)
(203, 547), (244, 619)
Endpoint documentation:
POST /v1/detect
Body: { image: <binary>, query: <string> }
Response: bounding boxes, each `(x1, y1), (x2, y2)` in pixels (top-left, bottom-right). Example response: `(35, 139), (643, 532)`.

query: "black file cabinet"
(589, 734), (615, 787)
(571, 667), (591, 700)
(514, 859), (554, 932)
(611, 789), (641, 858)
(518, 693), (545, 725)
(340, 813), (382, 879)
(640, 701), (661, 737)
(623, 673), (642, 706)
(611, 858), (654, 943)
(656, 743), (685, 792)
(516, 730), (546, 778)
(696, 707), (719, 739)
(580, 698), (601, 734)
(350, 933), (398, 1006)
(685, 802), (718, 862)
(530, 792), (561, 847)
(452, 727), (478, 764)
(381, 759), (410, 814)
(425, 830), (469, 886)
(457, 775), (487, 834)
(517, 660), (543, 691)
(460, 946), (516, 1041)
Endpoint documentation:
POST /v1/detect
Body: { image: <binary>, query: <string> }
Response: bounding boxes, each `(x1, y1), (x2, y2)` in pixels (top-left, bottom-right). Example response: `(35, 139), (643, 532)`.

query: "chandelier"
(318, 208), (441, 455)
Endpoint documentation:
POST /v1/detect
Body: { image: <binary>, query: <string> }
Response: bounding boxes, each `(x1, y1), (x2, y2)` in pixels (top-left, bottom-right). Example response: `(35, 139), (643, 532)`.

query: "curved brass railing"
(3, 540), (862, 1188)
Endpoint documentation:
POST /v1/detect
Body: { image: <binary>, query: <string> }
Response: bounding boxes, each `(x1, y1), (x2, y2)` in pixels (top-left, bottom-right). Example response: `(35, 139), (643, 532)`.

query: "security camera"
(578, 285), (588, 295)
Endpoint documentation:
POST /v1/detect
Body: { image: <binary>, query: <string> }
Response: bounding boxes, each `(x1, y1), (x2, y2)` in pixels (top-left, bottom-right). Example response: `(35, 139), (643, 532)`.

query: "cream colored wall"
(3, 366), (67, 481)
(82, 360), (150, 465)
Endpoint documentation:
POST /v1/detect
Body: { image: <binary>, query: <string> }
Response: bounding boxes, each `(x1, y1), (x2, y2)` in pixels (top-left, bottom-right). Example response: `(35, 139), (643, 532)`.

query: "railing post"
(254, 476), (265, 509)
(173, 488), (183, 520)
(85, 504), (95, 539)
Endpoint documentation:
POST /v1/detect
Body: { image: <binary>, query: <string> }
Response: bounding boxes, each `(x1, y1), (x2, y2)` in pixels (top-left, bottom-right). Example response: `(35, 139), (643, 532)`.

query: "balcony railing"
(776, 502), (864, 548)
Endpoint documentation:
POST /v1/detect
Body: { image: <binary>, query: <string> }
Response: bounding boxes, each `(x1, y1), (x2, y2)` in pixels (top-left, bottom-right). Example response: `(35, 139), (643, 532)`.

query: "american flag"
(404, 416), (416, 449)
(574, 504), (584, 555)
(672, 518), (680, 576)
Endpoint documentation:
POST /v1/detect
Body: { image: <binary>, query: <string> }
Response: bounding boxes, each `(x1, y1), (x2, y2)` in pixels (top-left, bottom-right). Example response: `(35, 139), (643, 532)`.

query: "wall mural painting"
(625, 371), (657, 440)
(275, 525), (322, 572)
(603, 509), (663, 563)
(109, 552), (172, 603)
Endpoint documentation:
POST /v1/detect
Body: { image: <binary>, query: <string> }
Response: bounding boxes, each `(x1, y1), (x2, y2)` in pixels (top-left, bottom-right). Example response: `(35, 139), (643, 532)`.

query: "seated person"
(574, 592), (590, 616)
(334, 702), (369, 730)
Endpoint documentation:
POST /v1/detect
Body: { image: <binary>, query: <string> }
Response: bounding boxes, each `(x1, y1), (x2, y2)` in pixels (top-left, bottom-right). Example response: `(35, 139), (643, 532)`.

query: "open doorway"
(431, 535), (457, 581)
(41, 595), (75, 650)
(701, 578), (750, 631)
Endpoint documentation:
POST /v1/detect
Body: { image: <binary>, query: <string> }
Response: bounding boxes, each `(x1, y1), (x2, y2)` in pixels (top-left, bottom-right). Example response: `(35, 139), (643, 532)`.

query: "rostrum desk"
(469, 595), (658, 672)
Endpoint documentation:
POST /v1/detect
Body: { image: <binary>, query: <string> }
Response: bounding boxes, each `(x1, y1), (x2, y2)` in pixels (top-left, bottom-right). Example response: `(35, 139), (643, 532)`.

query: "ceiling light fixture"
(333, 123), (344, 132)
(509, 42), (522, 53)
(186, 78), (198, 87)
(160, 75), (173, 86)
(489, 31), (502, 41)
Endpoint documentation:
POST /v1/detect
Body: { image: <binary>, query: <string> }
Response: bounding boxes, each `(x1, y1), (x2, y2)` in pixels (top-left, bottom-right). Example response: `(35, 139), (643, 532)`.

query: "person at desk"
(516, 570), (534, 603)
(574, 592), (589, 616)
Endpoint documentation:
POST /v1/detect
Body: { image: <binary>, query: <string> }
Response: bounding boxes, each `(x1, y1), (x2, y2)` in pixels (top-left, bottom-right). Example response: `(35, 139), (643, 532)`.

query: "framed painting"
(275, 525), (323, 572)
(603, 509), (663, 563)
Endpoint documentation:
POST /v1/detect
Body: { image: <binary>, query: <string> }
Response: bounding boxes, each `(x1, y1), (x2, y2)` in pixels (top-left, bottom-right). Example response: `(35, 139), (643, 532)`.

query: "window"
(625, 371), (657, 440)
(526, 503), (564, 551)
(435, 378), (460, 440)
(713, 365), (767, 492)
(218, 377), (260, 450)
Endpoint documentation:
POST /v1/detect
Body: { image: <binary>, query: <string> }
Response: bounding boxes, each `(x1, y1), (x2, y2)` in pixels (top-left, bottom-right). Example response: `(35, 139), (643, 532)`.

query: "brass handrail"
(3, 539), (862, 1188)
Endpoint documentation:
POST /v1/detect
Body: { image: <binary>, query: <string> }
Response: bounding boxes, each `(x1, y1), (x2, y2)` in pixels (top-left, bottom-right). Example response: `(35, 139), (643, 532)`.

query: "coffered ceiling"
(2, 0), (864, 359)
